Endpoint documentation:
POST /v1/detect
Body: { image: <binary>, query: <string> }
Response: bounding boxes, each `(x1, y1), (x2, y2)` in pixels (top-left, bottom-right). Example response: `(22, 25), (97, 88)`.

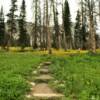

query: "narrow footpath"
(26, 62), (65, 100)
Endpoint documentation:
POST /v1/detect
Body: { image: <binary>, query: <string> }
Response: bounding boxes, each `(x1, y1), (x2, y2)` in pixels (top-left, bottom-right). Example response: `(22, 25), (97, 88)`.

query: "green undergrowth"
(0, 52), (100, 100)
(0, 52), (47, 100)
(49, 53), (100, 100)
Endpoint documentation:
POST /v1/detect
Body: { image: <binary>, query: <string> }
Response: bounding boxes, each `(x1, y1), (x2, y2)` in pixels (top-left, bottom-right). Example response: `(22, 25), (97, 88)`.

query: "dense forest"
(0, 0), (100, 53)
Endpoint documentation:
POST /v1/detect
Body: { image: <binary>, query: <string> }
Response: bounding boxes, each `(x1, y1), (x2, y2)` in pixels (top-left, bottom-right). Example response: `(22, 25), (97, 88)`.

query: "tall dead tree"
(32, 0), (42, 49)
(46, 0), (52, 54)
(52, 0), (61, 49)
(42, 0), (47, 50)
(38, 0), (42, 49)
(99, 1), (100, 20)
(80, 0), (88, 49)
(61, 0), (67, 50)
(83, 0), (96, 53)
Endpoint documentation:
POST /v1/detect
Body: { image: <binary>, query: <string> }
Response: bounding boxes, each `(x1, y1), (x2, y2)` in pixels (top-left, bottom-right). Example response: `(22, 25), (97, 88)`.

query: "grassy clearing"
(0, 51), (100, 100)
(0, 52), (47, 100)
(50, 53), (100, 100)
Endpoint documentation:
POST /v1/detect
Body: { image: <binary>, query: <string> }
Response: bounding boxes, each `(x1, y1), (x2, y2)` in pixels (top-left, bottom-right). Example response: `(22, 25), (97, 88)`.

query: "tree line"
(0, 0), (100, 53)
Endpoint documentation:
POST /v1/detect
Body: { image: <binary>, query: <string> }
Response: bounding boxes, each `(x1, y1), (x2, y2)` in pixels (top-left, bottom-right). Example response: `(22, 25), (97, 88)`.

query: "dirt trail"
(26, 62), (64, 100)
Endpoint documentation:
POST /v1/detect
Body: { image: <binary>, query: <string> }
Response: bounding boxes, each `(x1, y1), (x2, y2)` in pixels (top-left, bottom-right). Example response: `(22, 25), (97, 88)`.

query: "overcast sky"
(0, 0), (79, 22)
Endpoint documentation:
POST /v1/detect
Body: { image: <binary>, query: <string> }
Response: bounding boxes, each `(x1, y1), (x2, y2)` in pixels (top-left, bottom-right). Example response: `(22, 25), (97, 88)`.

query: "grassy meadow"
(50, 53), (100, 100)
(0, 52), (46, 100)
(0, 49), (100, 100)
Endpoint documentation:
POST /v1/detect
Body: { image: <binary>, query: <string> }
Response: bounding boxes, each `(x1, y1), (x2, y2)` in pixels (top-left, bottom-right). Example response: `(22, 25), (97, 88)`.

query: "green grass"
(0, 52), (46, 100)
(0, 52), (100, 100)
(50, 53), (100, 100)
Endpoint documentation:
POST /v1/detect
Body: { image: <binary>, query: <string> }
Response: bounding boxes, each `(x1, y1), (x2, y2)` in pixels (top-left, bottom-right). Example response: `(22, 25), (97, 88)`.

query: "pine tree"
(18, 0), (29, 50)
(63, 0), (72, 50)
(7, 0), (18, 47)
(32, 0), (38, 49)
(74, 10), (82, 49)
(80, 0), (89, 50)
(61, 0), (67, 50)
(0, 6), (5, 48)
(81, 18), (88, 50)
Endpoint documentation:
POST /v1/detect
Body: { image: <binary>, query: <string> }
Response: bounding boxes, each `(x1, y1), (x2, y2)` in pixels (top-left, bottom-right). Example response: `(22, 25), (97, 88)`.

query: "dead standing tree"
(52, 0), (61, 49)
(81, 0), (100, 53)
(45, 0), (52, 54)
(32, 0), (42, 49)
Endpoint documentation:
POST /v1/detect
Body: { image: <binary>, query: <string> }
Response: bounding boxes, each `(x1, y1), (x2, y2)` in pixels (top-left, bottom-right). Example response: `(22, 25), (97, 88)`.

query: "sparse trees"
(3, 0), (99, 52)
(80, 0), (98, 53)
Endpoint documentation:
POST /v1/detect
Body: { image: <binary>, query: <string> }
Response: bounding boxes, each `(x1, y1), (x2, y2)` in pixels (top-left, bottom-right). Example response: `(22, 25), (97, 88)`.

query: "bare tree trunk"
(89, 15), (96, 53)
(53, 0), (61, 49)
(63, 31), (67, 51)
(62, 0), (67, 51)
(99, 1), (100, 21)
(46, 0), (52, 54)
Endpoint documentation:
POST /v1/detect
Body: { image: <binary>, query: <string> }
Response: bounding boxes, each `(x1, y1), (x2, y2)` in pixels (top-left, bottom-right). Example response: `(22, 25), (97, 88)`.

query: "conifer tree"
(32, 0), (38, 49)
(63, 0), (72, 50)
(52, 0), (61, 49)
(7, 0), (18, 47)
(80, 0), (89, 50)
(0, 6), (5, 48)
(74, 10), (82, 49)
(18, 0), (29, 50)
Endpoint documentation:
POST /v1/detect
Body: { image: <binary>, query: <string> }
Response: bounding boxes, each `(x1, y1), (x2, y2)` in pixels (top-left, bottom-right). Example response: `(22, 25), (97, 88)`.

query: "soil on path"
(26, 62), (65, 100)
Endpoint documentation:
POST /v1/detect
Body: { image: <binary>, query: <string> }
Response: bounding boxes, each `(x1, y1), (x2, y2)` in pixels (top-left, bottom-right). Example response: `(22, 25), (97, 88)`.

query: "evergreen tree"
(63, 0), (72, 50)
(7, 0), (18, 47)
(74, 10), (82, 49)
(18, 0), (29, 50)
(0, 6), (5, 48)
(32, 0), (38, 49)
(80, 0), (89, 50)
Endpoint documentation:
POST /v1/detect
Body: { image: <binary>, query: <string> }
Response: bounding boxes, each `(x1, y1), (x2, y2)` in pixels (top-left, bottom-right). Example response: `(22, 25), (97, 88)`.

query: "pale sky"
(0, 0), (79, 22)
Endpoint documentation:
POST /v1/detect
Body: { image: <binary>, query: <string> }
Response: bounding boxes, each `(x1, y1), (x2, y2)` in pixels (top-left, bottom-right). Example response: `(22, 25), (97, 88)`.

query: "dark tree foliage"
(81, 19), (88, 49)
(63, 0), (72, 49)
(7, 0), (18, 46)
(0, 6), (5, 48)
(18, 0), (29, 50)
(74, 10), (82, 49)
